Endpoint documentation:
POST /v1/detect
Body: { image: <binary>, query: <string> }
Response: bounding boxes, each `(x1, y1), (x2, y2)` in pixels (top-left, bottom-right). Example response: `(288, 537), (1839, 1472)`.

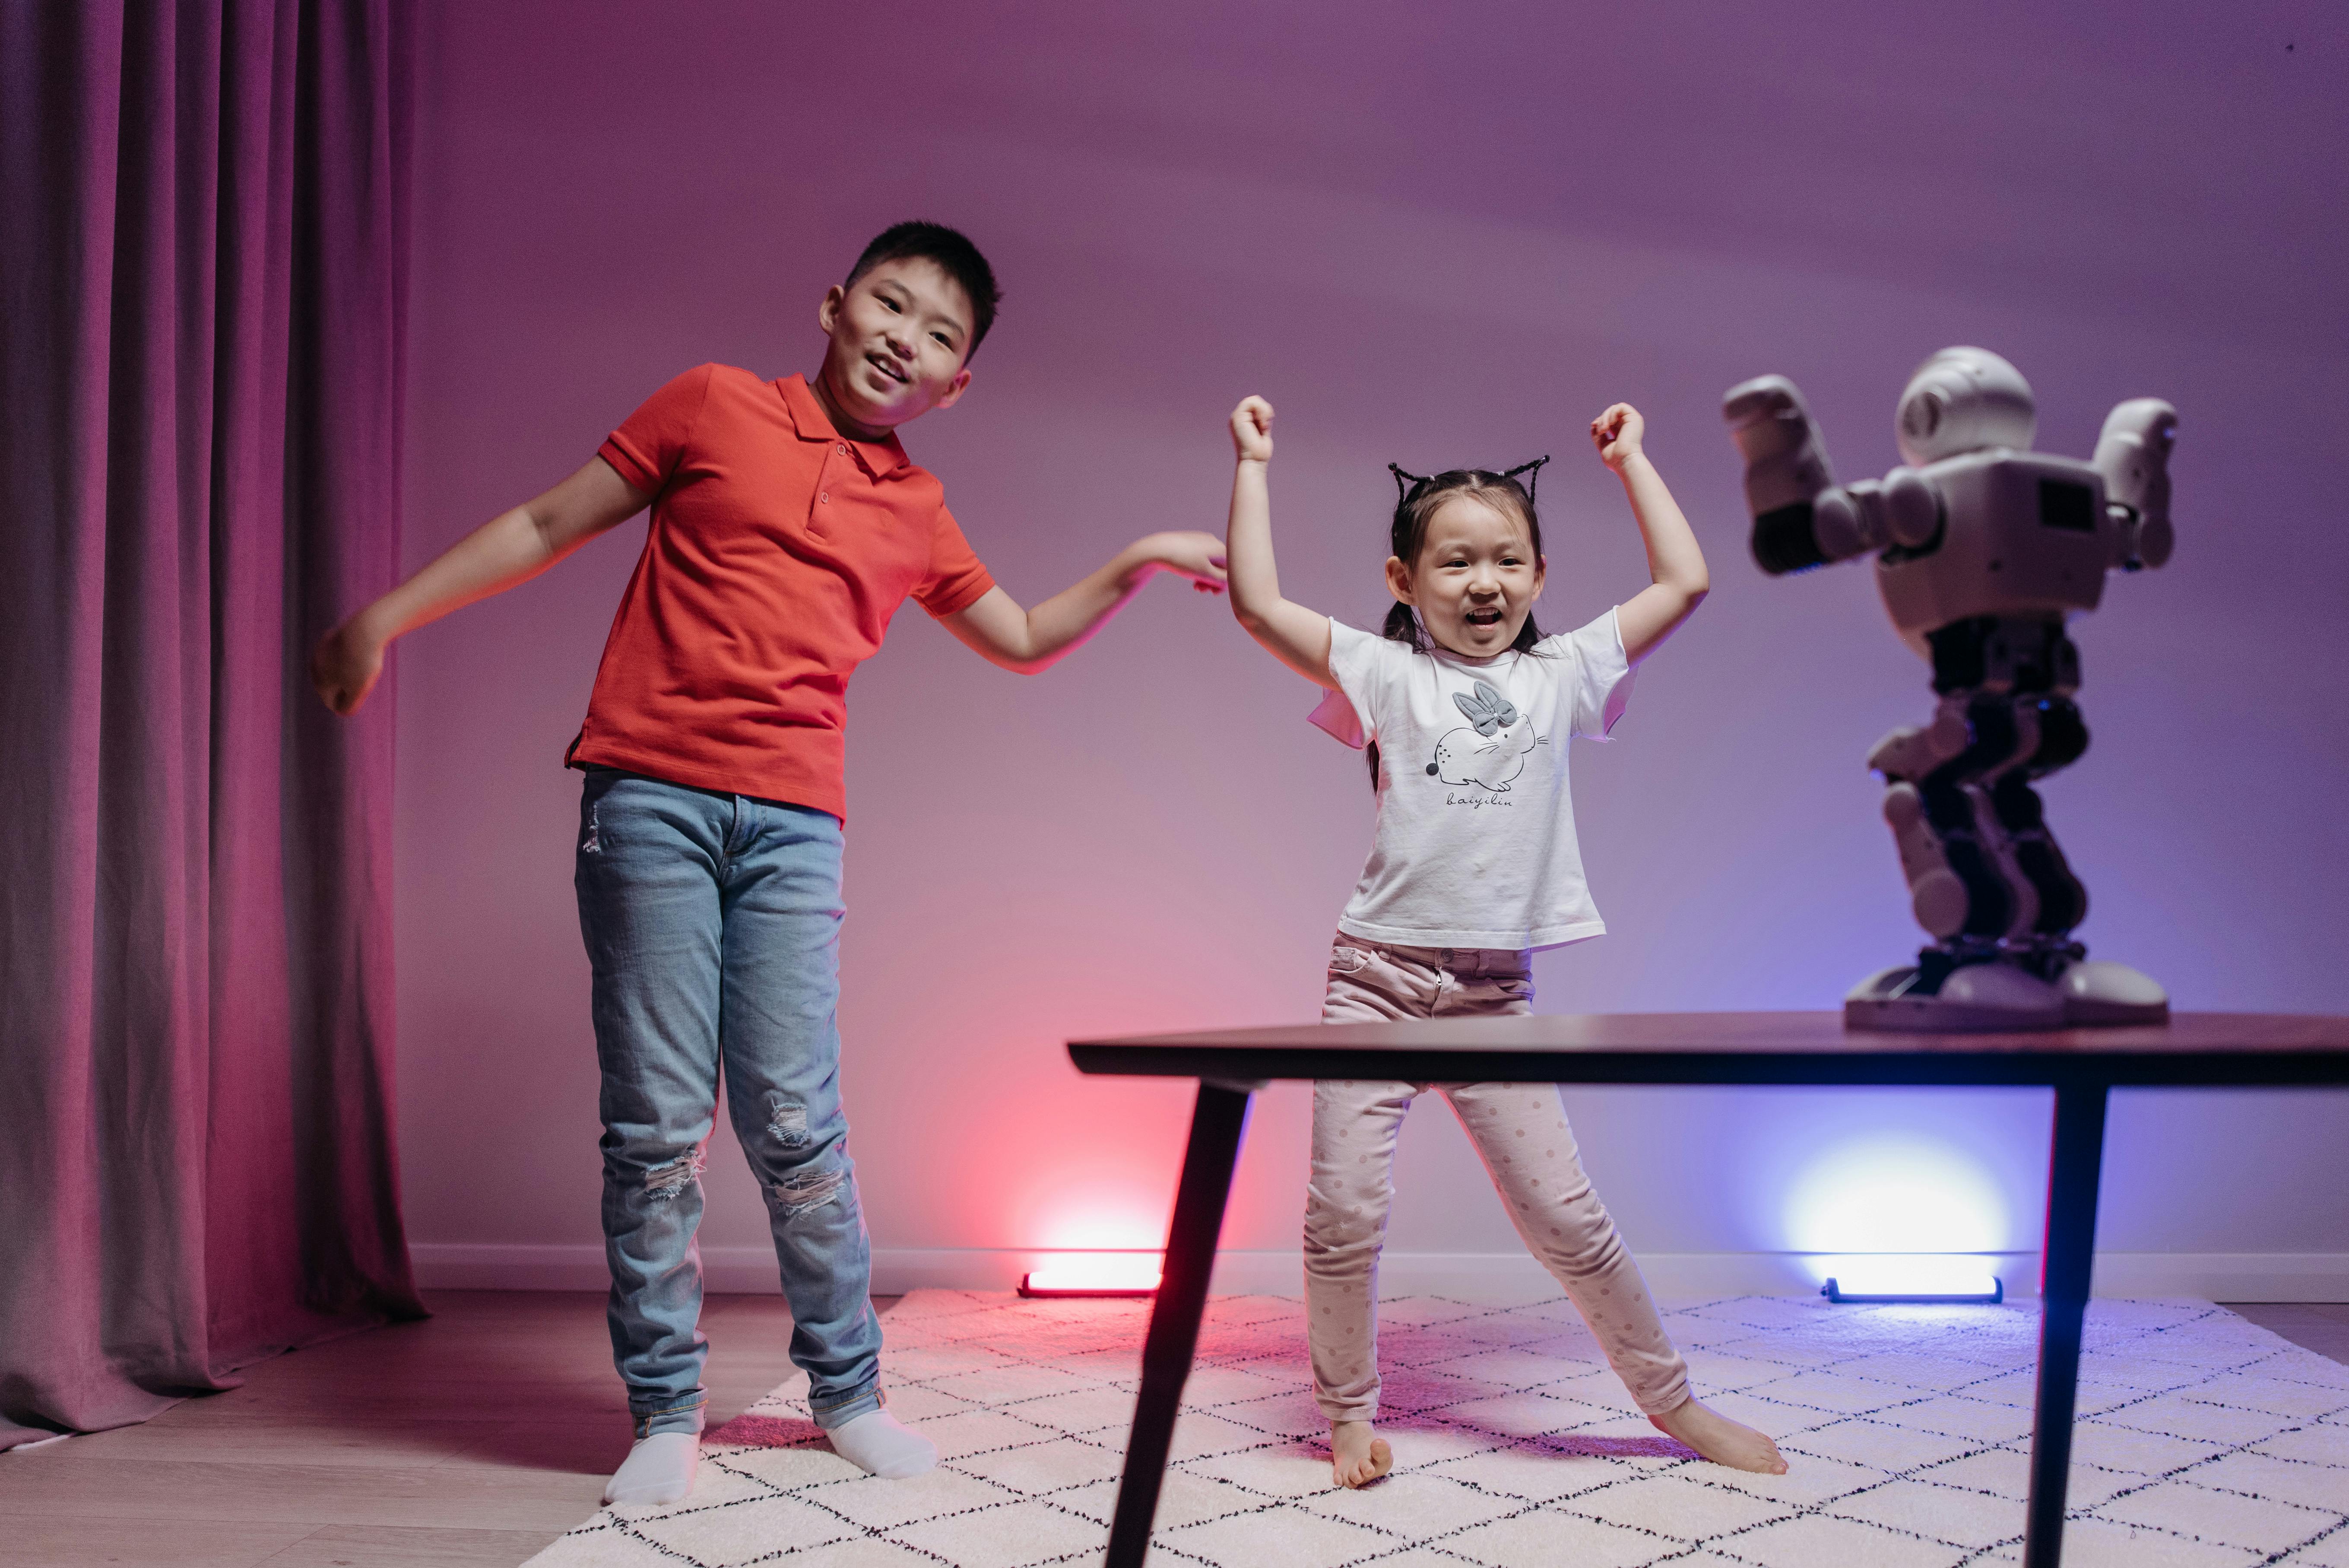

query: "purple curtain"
(0, 0), (424, 1446)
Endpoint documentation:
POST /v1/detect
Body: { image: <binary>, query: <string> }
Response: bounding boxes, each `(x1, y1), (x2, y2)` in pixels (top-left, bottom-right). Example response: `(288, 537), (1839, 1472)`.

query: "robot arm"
(1725, 375), (1939, 575)
(2091, 398), (2177, 570)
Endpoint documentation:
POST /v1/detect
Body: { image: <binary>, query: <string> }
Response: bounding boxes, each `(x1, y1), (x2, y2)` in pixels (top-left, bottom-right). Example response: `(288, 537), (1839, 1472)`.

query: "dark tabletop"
(1067, 1012), (2349, 1089)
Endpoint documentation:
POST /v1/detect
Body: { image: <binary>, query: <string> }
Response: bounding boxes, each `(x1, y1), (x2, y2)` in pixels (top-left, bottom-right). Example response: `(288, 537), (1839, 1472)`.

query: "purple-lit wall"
(396, 0), (2349, 1292)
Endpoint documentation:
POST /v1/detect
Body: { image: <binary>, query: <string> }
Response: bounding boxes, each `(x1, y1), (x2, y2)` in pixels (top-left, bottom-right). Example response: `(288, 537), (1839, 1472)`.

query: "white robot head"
(1896, 347), (2037, 467)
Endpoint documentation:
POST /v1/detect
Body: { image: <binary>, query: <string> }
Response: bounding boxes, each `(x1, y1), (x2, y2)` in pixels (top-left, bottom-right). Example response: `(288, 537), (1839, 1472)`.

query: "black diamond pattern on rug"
(528, 1291), (2349, 1567)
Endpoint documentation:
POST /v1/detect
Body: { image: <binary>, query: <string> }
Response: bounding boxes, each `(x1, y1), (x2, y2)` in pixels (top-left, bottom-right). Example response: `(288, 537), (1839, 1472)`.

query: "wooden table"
(1065, 1011), (2349, 1568)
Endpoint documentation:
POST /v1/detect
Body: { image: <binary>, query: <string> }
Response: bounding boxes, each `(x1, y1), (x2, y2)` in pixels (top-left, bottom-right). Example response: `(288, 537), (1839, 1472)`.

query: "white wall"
(395, 0), (2349, 1300)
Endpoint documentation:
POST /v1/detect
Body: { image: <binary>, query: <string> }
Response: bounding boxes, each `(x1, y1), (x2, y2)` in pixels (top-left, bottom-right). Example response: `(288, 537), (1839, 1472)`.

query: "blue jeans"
(574, 768), (883, 1436)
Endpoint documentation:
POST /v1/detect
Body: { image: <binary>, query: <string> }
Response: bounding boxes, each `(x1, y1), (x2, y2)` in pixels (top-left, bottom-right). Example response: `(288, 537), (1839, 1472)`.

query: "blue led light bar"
(1822, 1260), (2003, 1305)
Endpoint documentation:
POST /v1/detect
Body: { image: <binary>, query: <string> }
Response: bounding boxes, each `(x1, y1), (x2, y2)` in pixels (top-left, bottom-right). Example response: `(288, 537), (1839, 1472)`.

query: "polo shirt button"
(819, 492), (829, 503)
(837, 445), (848, 455)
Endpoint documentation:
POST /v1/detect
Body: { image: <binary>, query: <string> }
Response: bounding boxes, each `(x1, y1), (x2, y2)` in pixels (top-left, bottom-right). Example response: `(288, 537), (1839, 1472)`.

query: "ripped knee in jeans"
(767, 1098), (812, 1150)
(771, 1166), (848, 1220)
(643, 1148), (706, 1202)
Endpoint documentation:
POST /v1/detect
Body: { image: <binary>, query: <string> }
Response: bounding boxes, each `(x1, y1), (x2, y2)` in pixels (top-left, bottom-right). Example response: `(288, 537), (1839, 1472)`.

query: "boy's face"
(815, 258), (975, 435)
(1386, 495), (1547, 659)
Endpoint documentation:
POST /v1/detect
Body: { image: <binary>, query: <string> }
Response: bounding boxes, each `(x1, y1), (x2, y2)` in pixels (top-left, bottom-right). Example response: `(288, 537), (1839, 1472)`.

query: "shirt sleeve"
(596, 364), (715, 495)
(1308, 619), (1388, 750)
(1545, 607), (1638, 740)
(912, 502), (997, 618)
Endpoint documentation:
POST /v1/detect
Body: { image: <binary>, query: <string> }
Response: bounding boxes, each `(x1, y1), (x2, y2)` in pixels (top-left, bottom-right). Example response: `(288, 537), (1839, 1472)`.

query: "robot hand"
(2092, 398), (2177, 570)
(1725, 375), (1937, 576)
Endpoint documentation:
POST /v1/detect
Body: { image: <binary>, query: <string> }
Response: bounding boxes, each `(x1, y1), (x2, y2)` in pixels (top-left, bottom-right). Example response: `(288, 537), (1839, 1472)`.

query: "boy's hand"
(1135, 530), (1230, 594)
(1590, 402), (1646, 472)
(1230, 396), (1274, 463)
(311, 617), (386, 716)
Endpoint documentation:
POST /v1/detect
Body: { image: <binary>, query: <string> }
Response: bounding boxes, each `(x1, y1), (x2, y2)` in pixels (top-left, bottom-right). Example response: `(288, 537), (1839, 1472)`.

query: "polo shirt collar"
(777, 374), (910, 475)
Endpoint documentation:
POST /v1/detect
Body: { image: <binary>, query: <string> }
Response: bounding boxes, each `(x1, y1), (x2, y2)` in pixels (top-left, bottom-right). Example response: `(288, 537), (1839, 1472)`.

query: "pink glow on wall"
(1030, 1192), (1174, 1255)
(394, 0), (2349, 1283)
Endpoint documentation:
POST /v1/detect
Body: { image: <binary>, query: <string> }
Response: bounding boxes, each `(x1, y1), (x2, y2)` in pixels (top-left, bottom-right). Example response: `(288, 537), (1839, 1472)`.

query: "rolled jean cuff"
(631, 1395), (707, 1438)
(810, 1380), (884, 1430)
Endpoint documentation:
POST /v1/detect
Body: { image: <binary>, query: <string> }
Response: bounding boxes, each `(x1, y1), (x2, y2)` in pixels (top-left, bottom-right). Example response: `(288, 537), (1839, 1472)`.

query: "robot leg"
(1910, 693), (2041, 949)
(1987, 694), (2089, 950)
(1849, 697), (2063, 1030)
(1988, 691), (2168, 1025)
(1871, 701), (1972, 942)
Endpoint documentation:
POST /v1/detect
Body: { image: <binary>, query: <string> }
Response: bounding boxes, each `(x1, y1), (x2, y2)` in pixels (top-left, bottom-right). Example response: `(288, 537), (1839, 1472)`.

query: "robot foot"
(2053, 958), (2169, 1027)
(1844, 960), (2064, 1033)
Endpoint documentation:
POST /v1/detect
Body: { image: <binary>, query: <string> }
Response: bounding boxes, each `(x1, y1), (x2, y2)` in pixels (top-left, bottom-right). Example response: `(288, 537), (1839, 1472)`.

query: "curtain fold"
(0, 0), (423, 1446)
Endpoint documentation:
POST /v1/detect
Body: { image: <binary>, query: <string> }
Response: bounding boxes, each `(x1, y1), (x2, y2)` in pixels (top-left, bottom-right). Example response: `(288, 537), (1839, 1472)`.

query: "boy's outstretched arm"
(1224, 397), (1337, 690)
(938, 531), (1227, 675)
(1591, 403), (1710, 664)
(311, 456), (652, 715)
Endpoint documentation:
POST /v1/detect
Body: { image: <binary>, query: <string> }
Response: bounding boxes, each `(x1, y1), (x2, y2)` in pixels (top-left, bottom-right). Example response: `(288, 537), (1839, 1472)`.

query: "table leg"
(1105, 1080), (1255, 1568)
(2022, 1081), (2109, 1568)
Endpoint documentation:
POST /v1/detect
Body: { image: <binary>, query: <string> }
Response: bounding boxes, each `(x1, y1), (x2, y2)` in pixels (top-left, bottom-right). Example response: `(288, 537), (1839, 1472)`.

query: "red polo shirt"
(567, 365), (995, 820)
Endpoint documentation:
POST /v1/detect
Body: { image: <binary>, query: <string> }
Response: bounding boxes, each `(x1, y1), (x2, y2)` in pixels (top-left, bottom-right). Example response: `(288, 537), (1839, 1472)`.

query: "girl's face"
(1386, 494), (1547, 659)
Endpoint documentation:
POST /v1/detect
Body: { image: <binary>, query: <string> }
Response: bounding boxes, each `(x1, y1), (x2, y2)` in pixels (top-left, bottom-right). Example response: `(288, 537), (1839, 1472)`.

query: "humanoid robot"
(1723, 348), (2176, 1031)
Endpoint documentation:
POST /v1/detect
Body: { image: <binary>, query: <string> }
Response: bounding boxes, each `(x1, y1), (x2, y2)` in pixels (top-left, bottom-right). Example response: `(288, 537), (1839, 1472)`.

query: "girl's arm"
(938, 532), (1227, 675)
(310, 456), (653, 715)
(1591, 403), (1710, 664)
(1225, 397), (1337, 690)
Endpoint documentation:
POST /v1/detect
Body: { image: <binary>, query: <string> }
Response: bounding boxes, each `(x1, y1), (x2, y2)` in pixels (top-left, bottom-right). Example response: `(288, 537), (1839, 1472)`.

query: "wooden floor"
(0, 1291), (854, 1568)
(1, 1292), (2343, 1568)
(2226, 1300), (2349, 1363)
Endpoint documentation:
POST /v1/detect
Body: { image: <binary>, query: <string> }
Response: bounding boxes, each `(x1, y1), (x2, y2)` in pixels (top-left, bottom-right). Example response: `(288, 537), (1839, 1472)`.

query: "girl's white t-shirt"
(1309, 609), (1636, 951)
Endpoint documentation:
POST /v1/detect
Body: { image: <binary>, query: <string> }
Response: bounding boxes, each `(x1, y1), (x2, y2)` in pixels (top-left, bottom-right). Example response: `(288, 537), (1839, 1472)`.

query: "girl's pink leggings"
(1306, 934), (1692, 1423)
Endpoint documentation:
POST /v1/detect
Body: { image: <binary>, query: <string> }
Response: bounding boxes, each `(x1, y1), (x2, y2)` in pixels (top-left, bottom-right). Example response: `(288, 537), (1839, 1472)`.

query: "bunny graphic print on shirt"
(1309, 609), (1636, 950)
(1429, 680), (1541, 792)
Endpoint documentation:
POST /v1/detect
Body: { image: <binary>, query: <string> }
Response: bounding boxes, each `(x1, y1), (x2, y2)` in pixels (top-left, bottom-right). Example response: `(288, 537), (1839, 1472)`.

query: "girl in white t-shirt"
(1222, 395), (1786, 1489)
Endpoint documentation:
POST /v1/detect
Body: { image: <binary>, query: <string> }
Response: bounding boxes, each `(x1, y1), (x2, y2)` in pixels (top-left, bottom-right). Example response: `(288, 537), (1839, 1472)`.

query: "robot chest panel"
(1876, 452), (2112, 637)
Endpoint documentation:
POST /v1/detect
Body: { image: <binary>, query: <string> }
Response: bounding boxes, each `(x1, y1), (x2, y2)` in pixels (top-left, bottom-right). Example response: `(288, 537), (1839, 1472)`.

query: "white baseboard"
(2088, 1252), (2349, 1302)
(406, 1244), (2349, 1302)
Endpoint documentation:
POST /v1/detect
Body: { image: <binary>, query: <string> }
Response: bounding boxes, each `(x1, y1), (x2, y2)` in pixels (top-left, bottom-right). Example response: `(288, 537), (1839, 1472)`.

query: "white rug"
(527, 1290), (2349, 1568)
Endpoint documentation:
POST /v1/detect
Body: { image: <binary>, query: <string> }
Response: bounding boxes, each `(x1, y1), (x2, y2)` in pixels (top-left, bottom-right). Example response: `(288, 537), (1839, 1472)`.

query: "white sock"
(827, 1410), (936, 1478)
(603, 1431), (699, 1505)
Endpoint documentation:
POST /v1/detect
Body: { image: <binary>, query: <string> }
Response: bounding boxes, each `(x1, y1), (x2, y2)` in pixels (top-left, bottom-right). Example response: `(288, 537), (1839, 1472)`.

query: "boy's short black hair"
(844, 221), (1000, 357)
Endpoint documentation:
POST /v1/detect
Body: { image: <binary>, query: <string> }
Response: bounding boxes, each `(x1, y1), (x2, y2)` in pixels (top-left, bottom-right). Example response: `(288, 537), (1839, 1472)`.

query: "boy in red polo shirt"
(313, 223), (1225, 1505)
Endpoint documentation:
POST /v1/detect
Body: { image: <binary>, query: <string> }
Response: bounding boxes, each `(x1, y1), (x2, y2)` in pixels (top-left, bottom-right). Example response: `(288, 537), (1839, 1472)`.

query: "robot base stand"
(1845, 958), (2169, 1034)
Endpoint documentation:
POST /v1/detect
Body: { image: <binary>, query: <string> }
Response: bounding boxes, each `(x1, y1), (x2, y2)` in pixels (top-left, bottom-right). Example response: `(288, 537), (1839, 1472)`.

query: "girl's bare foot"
(1330, 1419), (1393, 1488)
(1650, 1397), (1788, 1474)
